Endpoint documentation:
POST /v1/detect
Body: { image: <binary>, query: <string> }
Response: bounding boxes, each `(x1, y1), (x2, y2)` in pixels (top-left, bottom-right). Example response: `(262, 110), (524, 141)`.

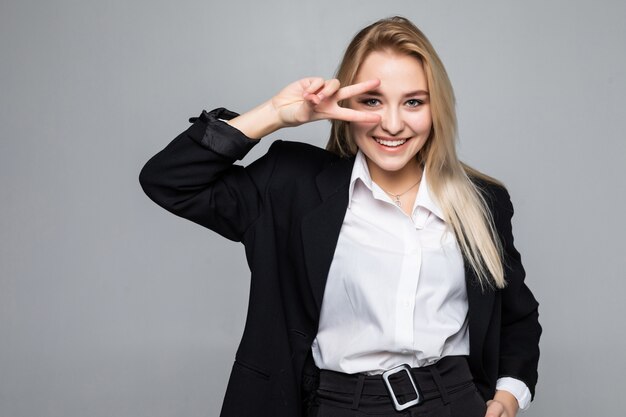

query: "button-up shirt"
(311, 150), (531, 409)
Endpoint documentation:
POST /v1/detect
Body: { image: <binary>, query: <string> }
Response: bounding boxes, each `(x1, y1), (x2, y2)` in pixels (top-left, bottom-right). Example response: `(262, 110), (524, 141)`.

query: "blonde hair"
(327, 16), (506, 289)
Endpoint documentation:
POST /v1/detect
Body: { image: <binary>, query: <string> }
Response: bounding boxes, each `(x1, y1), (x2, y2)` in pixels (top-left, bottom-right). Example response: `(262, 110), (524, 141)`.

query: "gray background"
(1, 0), (625, 416)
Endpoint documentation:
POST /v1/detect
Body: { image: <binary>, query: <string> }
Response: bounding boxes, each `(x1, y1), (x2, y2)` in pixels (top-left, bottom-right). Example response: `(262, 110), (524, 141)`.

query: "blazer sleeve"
(138, 108), (277, 242)
(488, 184), (542, 398)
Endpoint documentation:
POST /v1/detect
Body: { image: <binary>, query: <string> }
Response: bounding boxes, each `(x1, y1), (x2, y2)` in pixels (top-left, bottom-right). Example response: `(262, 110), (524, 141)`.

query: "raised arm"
(139, 77), (381, 239)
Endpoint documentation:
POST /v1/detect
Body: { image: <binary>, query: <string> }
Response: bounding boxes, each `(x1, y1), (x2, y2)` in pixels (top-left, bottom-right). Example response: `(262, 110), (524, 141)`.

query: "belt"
(317, 356), (474, 412)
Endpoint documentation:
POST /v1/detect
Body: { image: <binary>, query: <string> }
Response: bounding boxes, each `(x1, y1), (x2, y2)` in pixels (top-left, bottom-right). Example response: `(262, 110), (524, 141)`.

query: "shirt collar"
(348, 150), (373, 203)
(348, 150), (445, 221)
(414, 166), (445, 221)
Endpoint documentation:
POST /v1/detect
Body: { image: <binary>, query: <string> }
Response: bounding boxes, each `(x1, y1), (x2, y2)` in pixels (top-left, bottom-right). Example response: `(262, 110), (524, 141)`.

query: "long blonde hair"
(327, 16), (506, 289)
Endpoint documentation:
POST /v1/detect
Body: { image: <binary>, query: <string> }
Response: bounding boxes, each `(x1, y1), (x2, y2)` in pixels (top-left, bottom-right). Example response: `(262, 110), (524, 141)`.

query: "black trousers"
(307, 356), (487, 417)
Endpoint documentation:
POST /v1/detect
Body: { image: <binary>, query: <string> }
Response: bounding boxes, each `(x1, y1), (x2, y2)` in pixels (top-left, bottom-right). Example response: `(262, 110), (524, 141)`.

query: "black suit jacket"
(139, 108), (541, 417)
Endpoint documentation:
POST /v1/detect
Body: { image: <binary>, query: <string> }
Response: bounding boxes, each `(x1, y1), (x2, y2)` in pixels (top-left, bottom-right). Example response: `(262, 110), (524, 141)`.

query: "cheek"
(406, 111), (433, 133)
(349, 122), (373, 142)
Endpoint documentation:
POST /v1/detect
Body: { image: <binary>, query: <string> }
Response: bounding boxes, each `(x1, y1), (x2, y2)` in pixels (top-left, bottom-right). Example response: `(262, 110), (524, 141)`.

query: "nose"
(380, 107), (403, 135)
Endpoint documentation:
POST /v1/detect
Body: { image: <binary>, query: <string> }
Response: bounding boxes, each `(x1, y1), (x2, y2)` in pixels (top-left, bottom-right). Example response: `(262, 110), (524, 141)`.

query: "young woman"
(140, 16), (540, 417)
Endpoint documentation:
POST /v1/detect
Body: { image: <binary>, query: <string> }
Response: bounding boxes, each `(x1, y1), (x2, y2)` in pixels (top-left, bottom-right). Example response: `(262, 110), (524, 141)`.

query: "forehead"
(354, 51), (427, 89)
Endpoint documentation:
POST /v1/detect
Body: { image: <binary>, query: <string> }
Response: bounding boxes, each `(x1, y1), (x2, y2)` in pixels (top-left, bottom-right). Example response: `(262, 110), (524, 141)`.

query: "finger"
(303, 92), (321, 106)
(330, 107), (381, 123)
(302, 77), (326, 95)
(316, 78), (341, 101)
(336, 78), (381, 100)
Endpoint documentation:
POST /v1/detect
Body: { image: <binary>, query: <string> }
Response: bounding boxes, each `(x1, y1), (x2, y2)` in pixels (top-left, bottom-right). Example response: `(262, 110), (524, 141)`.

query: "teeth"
(374, 137), (407, 147)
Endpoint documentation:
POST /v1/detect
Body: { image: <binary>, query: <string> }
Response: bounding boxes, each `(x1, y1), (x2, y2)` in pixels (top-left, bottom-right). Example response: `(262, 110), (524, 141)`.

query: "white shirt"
(311, 150), (531, 409)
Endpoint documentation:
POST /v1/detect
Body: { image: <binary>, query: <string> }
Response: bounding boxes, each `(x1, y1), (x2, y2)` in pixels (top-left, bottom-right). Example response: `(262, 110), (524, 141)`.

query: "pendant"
(393, 195), (402, 207)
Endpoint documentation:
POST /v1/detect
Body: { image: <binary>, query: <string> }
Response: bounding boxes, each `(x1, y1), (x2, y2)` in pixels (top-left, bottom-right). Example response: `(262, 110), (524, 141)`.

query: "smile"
(373, 137), (408, 147)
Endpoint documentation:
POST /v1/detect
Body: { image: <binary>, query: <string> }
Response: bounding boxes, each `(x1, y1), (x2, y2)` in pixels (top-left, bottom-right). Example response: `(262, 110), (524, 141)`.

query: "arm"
(484, 185), (542, 416)
(139, 108), (268, 241)
(497, 186), (541, 393)
(139, 78), (381, 238)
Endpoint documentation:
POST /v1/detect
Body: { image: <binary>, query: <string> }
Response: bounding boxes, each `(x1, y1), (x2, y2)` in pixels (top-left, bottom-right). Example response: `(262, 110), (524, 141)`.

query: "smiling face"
(348, 50), (432, 181)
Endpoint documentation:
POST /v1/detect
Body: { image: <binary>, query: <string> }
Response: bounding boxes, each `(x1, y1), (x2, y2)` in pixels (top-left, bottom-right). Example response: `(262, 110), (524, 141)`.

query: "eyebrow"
(361, 89), (430, 97)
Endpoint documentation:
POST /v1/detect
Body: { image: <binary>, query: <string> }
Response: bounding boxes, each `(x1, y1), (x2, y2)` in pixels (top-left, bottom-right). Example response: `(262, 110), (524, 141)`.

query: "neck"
(366, 158), (423, 195)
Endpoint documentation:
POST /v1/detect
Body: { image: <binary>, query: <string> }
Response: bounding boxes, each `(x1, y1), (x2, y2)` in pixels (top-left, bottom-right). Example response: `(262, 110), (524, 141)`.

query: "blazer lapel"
(301, 156), (354, 311)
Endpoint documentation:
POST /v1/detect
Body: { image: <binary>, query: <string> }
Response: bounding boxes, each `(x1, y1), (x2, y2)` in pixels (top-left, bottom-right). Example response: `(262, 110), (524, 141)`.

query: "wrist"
(226, 100), (284, 140)
(492, 390), (519, 416)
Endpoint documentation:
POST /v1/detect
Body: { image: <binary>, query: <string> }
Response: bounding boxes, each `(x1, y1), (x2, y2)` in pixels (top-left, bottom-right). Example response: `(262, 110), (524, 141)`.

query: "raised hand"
(272, 77), (382, 126)
(226, 77), (381, 139)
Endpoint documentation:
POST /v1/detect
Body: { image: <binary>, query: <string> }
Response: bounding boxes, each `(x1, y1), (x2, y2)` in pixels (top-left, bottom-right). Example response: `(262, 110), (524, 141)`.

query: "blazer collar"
(315, 155), (355, 201)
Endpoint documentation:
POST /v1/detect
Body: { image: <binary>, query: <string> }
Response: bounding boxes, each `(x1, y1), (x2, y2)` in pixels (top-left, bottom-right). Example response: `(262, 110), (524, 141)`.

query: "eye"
(405, 99), (424, 107)
(359, 98), (381, 107)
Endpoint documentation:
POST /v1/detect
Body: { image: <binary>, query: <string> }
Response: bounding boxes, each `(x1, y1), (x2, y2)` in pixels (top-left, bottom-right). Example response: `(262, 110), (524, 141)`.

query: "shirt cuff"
(186, 108), (258, 160)
(496, 377), (532, 410)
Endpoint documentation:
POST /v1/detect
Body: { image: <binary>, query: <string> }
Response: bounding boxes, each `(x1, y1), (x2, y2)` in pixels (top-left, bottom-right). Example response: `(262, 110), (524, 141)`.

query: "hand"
(485, 391), (519, 417)
(226, 77), (381, 139)
(271, 77), (381, 127)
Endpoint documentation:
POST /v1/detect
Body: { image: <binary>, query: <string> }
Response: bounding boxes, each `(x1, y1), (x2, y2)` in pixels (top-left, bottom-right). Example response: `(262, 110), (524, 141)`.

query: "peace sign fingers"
(326, 106), (381, 123)
(310, 78), (381, 123)
(335, 78), (380, 101)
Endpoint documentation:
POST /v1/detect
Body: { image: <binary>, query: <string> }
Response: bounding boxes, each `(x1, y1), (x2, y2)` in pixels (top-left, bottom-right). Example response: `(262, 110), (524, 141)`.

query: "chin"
(369, 156), (416, 173)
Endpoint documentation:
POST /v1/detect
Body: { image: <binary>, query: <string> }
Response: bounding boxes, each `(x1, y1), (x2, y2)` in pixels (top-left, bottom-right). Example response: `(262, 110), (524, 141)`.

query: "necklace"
(379, 175), (422, 208)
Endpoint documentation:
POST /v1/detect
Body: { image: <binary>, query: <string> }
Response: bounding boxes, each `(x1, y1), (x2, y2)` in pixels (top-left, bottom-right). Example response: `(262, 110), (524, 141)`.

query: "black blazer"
(139, 108), (541, 417)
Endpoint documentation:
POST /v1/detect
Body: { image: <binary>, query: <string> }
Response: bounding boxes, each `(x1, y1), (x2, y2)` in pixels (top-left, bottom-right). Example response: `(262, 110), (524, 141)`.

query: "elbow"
(138, 162), (157, 199)
(138, 161), (170, 207)
(138, 161), (193, 216)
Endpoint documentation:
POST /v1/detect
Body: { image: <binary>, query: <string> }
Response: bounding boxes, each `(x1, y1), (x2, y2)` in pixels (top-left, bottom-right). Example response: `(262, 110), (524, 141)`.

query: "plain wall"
(1, 0), (625, 416)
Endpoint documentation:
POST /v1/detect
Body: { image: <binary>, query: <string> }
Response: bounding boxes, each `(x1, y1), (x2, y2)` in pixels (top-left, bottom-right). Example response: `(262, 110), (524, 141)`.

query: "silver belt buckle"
(381, 364), (421, 411)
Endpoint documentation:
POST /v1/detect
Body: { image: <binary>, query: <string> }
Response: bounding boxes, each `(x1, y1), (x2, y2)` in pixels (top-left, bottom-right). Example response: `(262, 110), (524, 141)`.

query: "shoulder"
(265, 139), (340, 176)
(462, 163), (511, 212)
(471, 175), (509, 202)
(469, 174), (514, 222)
(268, 139), (337, 162)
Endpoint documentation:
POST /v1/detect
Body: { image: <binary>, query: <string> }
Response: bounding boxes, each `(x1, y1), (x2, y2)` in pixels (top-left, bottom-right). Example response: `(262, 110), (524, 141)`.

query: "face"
(348, 50), (432, 180)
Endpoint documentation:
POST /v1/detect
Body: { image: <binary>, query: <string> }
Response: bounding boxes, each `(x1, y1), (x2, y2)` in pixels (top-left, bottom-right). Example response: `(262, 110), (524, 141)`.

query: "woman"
(140, 16), (540, 417)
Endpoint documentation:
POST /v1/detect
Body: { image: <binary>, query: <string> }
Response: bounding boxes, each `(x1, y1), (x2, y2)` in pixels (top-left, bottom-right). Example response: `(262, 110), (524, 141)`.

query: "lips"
(373, 136), (408, 147)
